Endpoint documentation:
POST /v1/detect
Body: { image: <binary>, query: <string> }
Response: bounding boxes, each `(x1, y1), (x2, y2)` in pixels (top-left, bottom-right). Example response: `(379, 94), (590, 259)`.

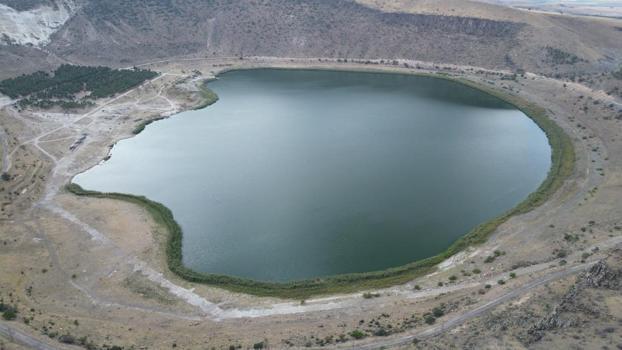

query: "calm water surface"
(75, 69), (551, 282)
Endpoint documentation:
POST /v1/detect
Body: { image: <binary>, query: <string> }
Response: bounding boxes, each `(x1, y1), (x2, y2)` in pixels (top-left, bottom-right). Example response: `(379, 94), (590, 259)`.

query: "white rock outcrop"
(0, 0), (78, 47)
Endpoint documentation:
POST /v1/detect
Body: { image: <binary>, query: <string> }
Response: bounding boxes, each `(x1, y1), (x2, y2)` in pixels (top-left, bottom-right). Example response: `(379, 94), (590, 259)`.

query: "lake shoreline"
(68, 62), (575, 299)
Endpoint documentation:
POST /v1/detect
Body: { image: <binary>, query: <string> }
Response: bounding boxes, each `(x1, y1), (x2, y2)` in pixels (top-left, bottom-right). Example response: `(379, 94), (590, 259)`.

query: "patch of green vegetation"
(432, 306), (445, 318)
(545, 47), (583, 65)
(132, 117), (165, 135)
(65, 70), (575, 299)
(612, 66), (622, 80)
(424, 315), (436, 325)
(193, 83), (219, 110)
(349, 330), (366, 340)
(564, 233), (580, 243)
(483, 250), (505, 264)
(132, 83), (218, 135)
(0, 64), (157, 110)
(0, 302), (17, 321)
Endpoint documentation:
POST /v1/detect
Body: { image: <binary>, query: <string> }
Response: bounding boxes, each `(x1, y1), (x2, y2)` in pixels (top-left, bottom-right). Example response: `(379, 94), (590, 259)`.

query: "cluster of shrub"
(0, 64), (157, 110)
(17, 99), (95, 110)
(0, 300), (17, 320)
(545, 47), (585, 65)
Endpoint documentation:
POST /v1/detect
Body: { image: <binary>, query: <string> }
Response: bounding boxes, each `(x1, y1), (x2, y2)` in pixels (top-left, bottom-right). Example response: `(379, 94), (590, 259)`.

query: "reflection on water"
(75, 69), (551, 282)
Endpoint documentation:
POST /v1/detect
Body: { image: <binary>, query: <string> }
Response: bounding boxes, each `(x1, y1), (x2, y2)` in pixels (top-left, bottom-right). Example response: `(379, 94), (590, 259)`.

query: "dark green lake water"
(74, 69), (551, 282)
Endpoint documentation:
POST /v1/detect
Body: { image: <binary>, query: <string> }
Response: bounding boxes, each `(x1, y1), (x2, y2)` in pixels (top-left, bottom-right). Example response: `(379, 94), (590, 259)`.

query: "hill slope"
(0, 0), (621, 78)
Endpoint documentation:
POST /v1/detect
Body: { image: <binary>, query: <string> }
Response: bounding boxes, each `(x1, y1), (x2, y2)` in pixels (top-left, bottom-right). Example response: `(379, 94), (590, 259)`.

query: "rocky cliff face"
(47, 0), (524, 68)
(0, 0), (54, 12)
(1, 0), (621, 78)
(527, 251), (622, 344)
(582, 259), (621, 290)
(0, 0), (79, 46)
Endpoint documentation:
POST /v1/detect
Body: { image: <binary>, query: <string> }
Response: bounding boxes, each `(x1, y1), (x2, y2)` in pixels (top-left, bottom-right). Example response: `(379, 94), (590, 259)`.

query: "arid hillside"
(49, 0), (524, 67)
(0, 0), (55, 11)
(2, 2), (622, 350)
(1, 0), (621, 79)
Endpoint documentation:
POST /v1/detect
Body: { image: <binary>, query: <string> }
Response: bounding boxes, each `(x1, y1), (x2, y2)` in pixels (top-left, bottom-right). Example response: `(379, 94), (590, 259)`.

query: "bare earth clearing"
(0, 57), (621, 349)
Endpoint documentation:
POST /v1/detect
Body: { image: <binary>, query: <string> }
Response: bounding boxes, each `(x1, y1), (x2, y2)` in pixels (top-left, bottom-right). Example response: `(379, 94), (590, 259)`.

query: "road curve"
(0, 263), (593, 350)
(334, 262), (594, 350)
(0, 323), (60, 350)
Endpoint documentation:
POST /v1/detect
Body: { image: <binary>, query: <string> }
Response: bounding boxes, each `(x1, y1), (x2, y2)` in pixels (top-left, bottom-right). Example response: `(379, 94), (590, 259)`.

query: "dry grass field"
(0, 1), (621, 349)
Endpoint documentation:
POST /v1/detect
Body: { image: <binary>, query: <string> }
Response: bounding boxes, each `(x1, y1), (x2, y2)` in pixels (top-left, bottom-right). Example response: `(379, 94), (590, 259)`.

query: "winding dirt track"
(340, 263), (594, 349)
(0, 323), (64, 350)
(0, 127), (8, 173)
(0, 262), (596, 350)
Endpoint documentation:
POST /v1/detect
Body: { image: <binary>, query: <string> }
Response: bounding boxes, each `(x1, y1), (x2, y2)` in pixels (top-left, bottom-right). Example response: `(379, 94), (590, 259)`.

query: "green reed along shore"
(68, 71), (575, 300)
(132, 84), (218, 135)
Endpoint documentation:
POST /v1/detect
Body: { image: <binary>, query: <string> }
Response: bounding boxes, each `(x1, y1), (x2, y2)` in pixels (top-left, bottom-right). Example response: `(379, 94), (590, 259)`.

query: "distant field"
(480, 0), (622, 18)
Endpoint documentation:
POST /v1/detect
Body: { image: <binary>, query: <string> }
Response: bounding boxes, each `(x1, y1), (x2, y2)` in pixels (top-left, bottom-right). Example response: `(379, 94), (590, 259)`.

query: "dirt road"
(341, 262), (595, 349)
(0, 323), (66, 350)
